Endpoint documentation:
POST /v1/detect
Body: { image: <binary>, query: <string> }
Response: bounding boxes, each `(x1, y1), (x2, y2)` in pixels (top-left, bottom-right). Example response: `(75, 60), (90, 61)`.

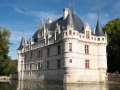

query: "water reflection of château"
(17, 80), (108, 90)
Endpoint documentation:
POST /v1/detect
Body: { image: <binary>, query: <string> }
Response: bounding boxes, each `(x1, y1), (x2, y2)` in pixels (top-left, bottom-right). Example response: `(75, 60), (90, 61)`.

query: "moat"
(0, 80), (120, 90)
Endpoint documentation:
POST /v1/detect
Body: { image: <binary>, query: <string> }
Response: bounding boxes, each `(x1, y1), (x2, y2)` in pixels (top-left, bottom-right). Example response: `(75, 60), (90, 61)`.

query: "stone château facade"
(17, 7), (107, 83)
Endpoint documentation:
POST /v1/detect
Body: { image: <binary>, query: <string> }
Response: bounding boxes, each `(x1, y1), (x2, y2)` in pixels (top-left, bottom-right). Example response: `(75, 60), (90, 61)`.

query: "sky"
(0, 0), (120, 60)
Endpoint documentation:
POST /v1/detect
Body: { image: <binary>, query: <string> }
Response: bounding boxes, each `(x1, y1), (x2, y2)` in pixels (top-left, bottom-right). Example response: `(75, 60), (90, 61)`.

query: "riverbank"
(0, 74), (18, 81)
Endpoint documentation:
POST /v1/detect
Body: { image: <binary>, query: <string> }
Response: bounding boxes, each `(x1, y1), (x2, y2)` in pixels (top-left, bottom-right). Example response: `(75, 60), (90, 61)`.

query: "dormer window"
(94, 37), (96, 40)
(66, 32), (67, 35)
(83, 35), (84, 38)
(73, 32), (75, 35)
(39, 31), (42, 38)
(69, 30), (72, 35)
(56, 32), (59, 40)
(80, 35), (81, 38)
(57, 45), (61, 54)
(40, 32), (42, 37)
(91, 37), (93, 40)
(86, 31), (90, 39)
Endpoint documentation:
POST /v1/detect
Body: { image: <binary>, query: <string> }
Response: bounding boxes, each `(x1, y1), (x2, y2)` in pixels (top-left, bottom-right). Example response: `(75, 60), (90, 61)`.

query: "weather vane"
(97, 8), (100, 20)
(68, 0), (71, 9)
(22, 28), (24, 37)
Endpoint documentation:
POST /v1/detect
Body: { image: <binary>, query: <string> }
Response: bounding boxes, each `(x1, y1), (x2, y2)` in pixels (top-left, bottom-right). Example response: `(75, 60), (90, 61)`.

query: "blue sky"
(0, 0), (120, 60)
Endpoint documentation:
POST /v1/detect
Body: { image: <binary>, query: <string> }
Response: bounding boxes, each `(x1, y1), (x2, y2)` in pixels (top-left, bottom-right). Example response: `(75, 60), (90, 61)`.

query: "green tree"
(0, 27), (11, 75)
(103, 18), (120, 73)
(8, 59), (18, 74)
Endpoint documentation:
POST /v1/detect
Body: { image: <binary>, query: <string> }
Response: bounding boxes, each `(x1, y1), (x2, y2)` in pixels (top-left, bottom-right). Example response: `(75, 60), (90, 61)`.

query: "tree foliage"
(103, 18), (120, 73)
(0, 27), (11, 75)
(8, 59), (18, 74)
(0, 27), (18, 75)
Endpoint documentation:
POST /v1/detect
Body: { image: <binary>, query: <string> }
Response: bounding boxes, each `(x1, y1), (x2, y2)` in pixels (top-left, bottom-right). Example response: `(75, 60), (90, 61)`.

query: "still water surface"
(0, 81), (120, 90)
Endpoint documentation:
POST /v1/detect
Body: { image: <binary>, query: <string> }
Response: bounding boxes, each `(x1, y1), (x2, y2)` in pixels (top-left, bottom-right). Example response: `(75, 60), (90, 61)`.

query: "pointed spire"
(97, 9), (99, 21)
(95, 13), (105, 36)
(67, 10), (74, 26)
(37, 23), (39, 30)
(18, 35), (26, 50)
(68, 0), (71, 9)
(41, 18), (43, 23)
(22, 29), (24, 37)
(72, 0), (75, 14)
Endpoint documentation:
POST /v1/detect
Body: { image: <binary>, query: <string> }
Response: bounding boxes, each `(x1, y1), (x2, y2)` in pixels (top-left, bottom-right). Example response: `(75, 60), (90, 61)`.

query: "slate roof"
(31, 11), (85, 42)
(18, 36), (25, 50)
(67, 10), (74, 26)
(95, 19), (105, 36)
(44, 11), (84, 33)
(31, 9), (105, 43)
(32, 30), (38, 42)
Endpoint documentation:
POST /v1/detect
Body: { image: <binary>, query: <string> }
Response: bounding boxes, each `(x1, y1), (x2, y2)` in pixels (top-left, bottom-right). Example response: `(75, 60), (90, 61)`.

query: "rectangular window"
(38, 50), (42, 58)
(24, 54), (27, 60)
(37, 51), (39, 58)
(94, 37), (96, 40)
(86, 31), (90, 39)
(85, 45), (89, 54)
(98, 38), (100, 41)
(56, 33), (59, 40)
(83, 35), (84, 38)
(38, 63), (40, 70)
(91, 37), (93, 40)
(30, 52), (32, 59)
(41, 50), (42, 58)
(85, 60), (89, 69)
(69, 43), (72, 51)
(102, 38), (104, 41)
(70, 59), (72, 63)
(73, 32), (75, 35)
(80, 35), (81, 38)
(41, 63), (42, 69)
(66, 32), (67, 35)
(38, 51), (40, 58)
(47, 61), (49, 69)
(47, 48), (50, 57)
(58, 45), (61, 54)
(58, 60), (60, 69)
(24, 64), (26, 70)
(69, 30), (72, 35)
(36, 63), (37, 70)
(30, 64), (32, 70)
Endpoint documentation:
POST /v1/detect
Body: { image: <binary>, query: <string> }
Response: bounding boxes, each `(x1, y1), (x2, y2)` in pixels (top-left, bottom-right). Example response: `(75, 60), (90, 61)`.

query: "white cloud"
(105, 14), (109, 17)
(80, 12), (109, 28)
(14, 6), (28, 15)
(30, 11), (62, 20)
(14, 7), (62, 21)
(87, 13), (97, 20)
(10, 31), (33, 41)
(80, 13), (97, 27)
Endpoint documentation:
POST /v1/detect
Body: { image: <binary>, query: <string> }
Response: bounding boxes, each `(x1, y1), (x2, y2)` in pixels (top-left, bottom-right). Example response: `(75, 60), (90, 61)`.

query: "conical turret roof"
(18, 36), (26, 50)
(67, 10), (74, 26)
(95, 17), (105, 36)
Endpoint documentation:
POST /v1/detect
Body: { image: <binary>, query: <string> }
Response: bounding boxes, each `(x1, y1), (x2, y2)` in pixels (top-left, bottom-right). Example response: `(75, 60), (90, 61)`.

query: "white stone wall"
(18, 21), (107, 83)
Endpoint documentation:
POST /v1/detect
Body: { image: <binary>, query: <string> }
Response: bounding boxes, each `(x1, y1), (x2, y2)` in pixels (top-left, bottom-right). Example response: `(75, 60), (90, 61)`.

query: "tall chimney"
(63, 8), (69, 20)
(48, 18), (52, 23)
